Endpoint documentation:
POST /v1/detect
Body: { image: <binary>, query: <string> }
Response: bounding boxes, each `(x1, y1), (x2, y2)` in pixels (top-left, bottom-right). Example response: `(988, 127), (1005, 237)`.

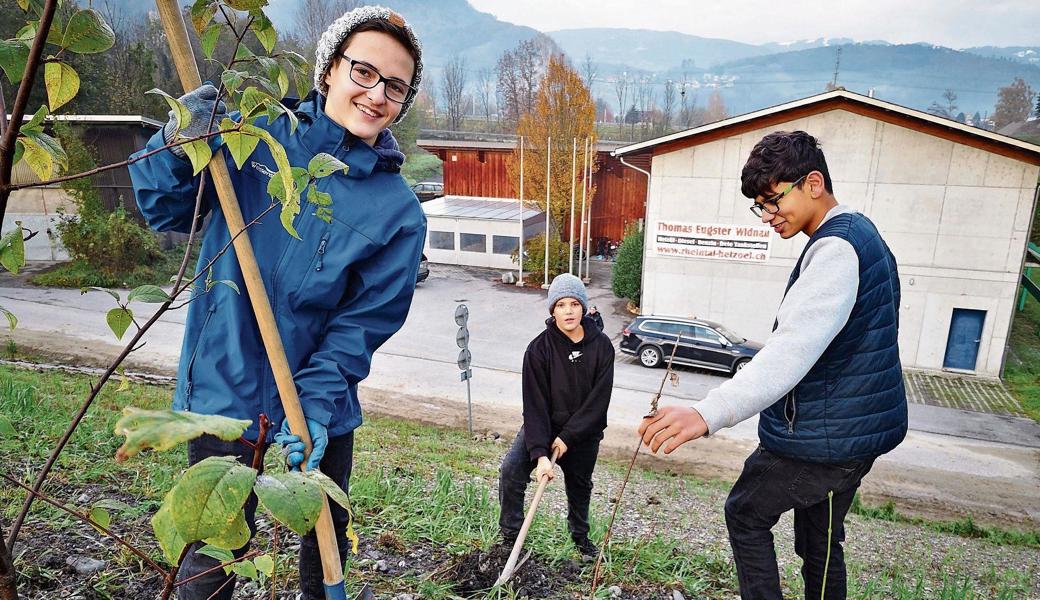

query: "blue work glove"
(163, 83), (228, 158)
(273, 417), (328, 472)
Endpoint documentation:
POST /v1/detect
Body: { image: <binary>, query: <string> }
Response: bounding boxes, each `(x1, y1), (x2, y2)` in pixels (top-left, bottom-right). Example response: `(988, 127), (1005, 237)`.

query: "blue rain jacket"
(129, 92), (426, 440)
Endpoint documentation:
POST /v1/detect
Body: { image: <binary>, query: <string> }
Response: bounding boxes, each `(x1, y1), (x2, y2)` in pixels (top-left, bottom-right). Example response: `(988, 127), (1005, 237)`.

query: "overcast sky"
(466, 0), (1039, 49)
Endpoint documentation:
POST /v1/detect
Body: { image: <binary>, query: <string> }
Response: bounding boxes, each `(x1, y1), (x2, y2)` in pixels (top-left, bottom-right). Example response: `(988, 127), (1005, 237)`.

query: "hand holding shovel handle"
(494, 447), (561, 587)
(152, 2), (346, 597)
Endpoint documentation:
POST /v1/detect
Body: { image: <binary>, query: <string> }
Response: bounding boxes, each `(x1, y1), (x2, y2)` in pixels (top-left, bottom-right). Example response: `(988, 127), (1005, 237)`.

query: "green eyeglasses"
(749, 174), (808, 218)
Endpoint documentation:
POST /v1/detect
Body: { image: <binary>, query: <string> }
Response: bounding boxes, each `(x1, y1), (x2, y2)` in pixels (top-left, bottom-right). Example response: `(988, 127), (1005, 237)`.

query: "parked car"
(411, 181), (444, 202)
(620, 315), (762, 375)
(416, 253), (429, 285)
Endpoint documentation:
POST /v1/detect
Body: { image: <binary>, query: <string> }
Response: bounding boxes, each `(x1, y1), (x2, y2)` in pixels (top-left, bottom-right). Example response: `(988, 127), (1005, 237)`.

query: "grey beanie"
(547, 274), (588, 315)
(313, 5), (423, 124)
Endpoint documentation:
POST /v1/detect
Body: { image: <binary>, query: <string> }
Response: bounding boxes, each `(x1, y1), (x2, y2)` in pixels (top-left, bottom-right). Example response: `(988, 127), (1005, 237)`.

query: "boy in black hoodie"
(498, 274), (615, 559)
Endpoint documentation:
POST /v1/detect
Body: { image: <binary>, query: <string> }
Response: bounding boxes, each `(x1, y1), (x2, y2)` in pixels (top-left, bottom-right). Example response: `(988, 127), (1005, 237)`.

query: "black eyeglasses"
(749, 174), (808, 218)
(337, 53), (416, 104)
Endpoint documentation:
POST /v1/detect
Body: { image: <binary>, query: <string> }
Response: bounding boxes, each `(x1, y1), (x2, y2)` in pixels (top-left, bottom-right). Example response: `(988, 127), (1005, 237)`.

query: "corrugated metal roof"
(417, 138), (624, 153)
(422, 195), (544, 221)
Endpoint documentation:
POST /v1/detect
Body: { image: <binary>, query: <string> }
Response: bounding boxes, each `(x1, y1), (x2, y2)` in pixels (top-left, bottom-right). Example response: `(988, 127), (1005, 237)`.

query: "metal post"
(518, 136), (524, 287)
(465, 376), (473, 435)
(578, 137), (589, 281)
(584, 143), (594, 282)
(542, 136), (551, 289)
(569, 137), (577, 275)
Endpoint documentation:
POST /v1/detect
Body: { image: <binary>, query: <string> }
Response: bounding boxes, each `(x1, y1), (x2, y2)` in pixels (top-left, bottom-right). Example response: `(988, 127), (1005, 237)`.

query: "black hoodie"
(522, 315), (615, 461)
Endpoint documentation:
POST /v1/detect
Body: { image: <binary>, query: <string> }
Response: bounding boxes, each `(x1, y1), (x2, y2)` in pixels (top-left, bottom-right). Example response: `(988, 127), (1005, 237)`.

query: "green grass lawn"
(1, 364), (1035, 599)
(1006, 294), (1040, 422)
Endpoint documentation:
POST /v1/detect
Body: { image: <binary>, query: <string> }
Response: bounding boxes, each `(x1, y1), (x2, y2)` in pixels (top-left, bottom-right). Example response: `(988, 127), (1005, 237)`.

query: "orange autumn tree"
(508, 54), (598, 243)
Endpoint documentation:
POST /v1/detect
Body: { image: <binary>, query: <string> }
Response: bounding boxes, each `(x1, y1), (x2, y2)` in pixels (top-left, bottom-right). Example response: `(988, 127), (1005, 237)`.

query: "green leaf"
(225, 0), (267, 13)
(20, 130), (67, 180)
(308, 153), (348, 178)
(106, 307), (133, 340)
(195, 544), (234, 564)
(0, 226), (25, 275)
(0, 414), (15, 436)
(254, 472), (322, 536)
(61, 9), (115, 54)
(181, 138), (213, 175)
(202, 511), (250, 551)
(239, 87), (269, 120)
(81, 286), (120, 302)
(0, 306), (14, 332)
(200, 24), (221, 60)
(251, 14), (276, 54)
(307, 186), (332, 208)
(264, 100), (298, 134)
(116, 366), (130, 392)
(12, 140), (23, 168)
(22, 105), (48, 134)
(147, 88), (191, 131)
(243, 124), (294, 201)
(266, 165), (307, 203)
(170, 456), (257, 543)
(230, 559), (258, 580)
(152, 492), (187, 564)
(89, 506), (111, 531)
(93, 498), (134, 513)
(0, 40), (29, 83)
(279, 197), (301, 239)
(113, 407), (251, 462)
(127, 284), (172, 304)
(44, 61), (80, 111)
(16, 0), (29, 13)
(16, 23), (37, 42)
(190, 0), (218, 34)
(253, 554), (274, 577)
(234, 44), (254, 62)
(220, 70), (246, 94)
(292, 64), (311, 98)
(205, 278), (240, 294)
(304, 470), (359, 554)
(222, 130), (260, 170)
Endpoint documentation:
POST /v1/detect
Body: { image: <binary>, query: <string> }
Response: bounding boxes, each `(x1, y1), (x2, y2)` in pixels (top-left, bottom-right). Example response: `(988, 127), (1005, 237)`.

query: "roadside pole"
(543, 137), (551, 289)
(569, 137), (577, 275)
(455, 304), (473, 434)
(518, 136), (524, 287)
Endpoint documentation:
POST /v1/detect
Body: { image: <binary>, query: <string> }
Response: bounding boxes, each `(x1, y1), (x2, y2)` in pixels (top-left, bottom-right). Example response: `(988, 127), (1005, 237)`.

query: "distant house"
(417, 135), (649, 250)
(421, 195), (544, 270)
(4, 115), (161, 260)
(614, 89), (1040, 377)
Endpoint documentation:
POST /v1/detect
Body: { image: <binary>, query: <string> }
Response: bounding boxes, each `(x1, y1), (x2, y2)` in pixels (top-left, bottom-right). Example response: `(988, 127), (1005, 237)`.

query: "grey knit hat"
(547, 274), (588, 315)
(313, 5), (423, 124)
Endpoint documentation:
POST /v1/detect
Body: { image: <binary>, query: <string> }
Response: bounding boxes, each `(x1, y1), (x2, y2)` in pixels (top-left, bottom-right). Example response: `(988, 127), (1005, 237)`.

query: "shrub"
(612, 223), (644, 305)
(512, 232), (569, 283)
(52, 124), (162, 279)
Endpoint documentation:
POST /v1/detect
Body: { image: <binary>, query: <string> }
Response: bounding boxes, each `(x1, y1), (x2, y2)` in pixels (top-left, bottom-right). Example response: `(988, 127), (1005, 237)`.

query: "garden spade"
(152, 2), (347, 598)
(494, 448), (561, 587)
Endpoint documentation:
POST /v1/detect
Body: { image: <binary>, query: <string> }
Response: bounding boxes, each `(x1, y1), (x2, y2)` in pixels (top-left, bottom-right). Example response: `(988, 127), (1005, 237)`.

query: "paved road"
(2, 262), (1039, 526)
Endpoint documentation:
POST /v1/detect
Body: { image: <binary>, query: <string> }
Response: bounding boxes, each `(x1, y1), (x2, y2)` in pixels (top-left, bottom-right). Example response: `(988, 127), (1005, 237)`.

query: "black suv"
(620, 315), (762, 375)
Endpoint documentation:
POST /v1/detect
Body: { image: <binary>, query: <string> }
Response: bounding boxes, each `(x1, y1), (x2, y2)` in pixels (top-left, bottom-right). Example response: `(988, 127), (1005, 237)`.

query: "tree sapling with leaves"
(128, 5), (426, 599)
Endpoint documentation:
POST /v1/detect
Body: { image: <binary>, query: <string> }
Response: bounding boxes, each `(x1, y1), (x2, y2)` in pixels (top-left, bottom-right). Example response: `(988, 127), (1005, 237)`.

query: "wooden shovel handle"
(152, 2), (344, 596)
(496, 447), (561, 585)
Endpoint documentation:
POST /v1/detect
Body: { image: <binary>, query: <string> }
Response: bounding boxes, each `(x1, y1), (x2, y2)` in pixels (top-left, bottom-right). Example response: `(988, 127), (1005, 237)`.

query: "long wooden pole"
(494, 448), (560, 586)
(153, 3), (345, 598)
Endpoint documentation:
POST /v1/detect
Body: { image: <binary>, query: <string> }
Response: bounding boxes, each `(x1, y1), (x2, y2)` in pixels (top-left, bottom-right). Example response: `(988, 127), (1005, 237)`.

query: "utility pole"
(831, 46), (842, 89)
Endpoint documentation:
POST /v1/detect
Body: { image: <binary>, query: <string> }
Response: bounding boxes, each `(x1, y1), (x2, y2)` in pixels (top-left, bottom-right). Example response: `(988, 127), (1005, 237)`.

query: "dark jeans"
(724, 446), (874, 600)
(176, 432), (355, 600)
(498, 427), (600, 542)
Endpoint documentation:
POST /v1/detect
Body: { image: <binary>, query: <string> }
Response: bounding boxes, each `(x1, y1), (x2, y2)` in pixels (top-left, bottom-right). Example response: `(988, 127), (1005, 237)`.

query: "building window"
(492, 235), (519, 255)
(460, 233), (486, 253)
(430, 231), (454, 250)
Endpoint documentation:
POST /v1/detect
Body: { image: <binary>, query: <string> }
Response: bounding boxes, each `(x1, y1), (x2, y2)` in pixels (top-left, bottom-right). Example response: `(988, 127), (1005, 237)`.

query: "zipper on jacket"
(785, 389), (798, 434)
(315, 236), (328, 271)
(185, 307), (216, 402)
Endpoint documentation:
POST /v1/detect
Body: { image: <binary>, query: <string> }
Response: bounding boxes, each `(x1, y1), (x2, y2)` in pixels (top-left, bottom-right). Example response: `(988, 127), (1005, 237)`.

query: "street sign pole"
(455, 304), (473, 435)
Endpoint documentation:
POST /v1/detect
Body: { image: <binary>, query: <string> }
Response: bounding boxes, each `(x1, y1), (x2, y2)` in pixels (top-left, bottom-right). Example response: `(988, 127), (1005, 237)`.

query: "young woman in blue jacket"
(129, 6), (426, 599)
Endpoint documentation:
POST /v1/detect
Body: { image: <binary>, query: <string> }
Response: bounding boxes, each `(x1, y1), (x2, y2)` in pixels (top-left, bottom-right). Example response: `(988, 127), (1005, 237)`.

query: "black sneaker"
(573, 537), (599, 562)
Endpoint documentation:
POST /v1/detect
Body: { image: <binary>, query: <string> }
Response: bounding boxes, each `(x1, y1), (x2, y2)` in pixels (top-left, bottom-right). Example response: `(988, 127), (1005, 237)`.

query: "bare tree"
(659, 79), (675, 135)
(927, 89), (959, 120)
(496, 38), (543, 128)
(293, 0), (361, 58)
(581, 52), (597, 91)
(613, 71), (629, 133)
(704, 90), (728, 123)
(442, 55), (468, 131)
(476, 67), (495, 129)
(636, 77), (653, 138)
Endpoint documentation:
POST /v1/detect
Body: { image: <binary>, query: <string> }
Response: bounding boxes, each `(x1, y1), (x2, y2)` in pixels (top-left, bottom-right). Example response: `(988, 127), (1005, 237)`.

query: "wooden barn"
(416, 136), (649, 252)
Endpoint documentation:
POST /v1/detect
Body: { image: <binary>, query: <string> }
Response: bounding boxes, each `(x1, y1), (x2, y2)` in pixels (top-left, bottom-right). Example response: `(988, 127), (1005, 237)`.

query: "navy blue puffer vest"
(758, 212), (908, 463)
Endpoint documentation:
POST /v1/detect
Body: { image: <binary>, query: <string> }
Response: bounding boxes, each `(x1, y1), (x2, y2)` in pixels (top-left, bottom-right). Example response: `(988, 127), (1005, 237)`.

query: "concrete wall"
(2, 187), (77, 261)
(424, 215), (544, 271)
(642, 108), (1040, 376)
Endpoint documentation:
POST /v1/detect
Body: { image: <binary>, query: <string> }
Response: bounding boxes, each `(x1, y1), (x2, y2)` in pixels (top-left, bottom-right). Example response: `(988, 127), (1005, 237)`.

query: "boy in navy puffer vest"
(638, 131), (907, 599)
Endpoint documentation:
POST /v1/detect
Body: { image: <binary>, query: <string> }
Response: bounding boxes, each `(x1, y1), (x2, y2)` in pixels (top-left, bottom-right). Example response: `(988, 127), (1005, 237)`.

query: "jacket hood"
(290, 91), (405, 174)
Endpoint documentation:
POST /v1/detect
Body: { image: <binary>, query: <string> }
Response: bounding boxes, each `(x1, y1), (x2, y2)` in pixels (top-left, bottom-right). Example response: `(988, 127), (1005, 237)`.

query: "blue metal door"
(943, 309), (985, 370)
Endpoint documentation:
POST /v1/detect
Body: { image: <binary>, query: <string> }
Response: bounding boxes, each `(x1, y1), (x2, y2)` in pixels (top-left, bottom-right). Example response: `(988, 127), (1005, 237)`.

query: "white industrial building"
(613, 89), (1040, 377)
(421, 196), (545, 270)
